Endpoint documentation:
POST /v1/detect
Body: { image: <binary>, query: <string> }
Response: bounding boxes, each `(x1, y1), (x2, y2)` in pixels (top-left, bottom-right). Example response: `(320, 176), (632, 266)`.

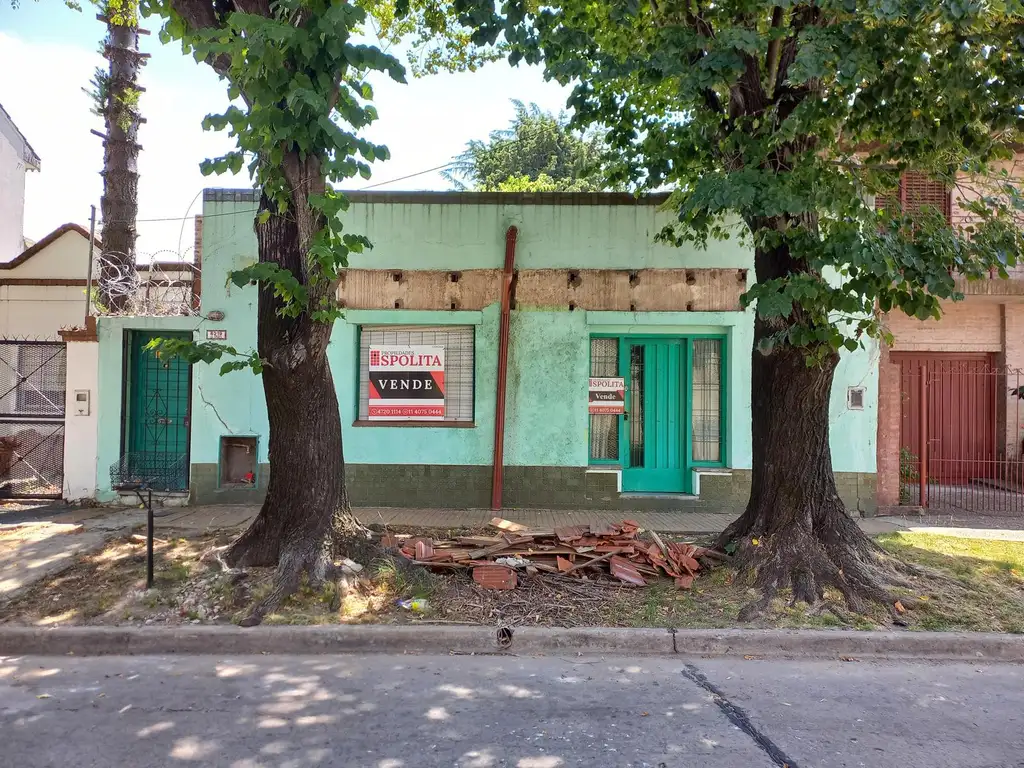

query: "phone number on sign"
(368, 406), (445, 417)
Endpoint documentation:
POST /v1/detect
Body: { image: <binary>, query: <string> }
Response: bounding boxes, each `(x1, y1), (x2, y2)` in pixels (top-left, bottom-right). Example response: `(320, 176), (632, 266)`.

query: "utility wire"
(97, 161), (457, 226)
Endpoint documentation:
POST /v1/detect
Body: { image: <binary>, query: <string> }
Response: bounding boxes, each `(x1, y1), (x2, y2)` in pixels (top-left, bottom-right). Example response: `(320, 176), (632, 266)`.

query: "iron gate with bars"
(896, 354), (1024, 517)
(0, 341), (66, 498)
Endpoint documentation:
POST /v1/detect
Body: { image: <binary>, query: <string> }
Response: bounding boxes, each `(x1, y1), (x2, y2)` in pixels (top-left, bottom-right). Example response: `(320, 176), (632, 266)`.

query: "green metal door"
(124, 331), (192, 491)
(621, 338), (688, 493)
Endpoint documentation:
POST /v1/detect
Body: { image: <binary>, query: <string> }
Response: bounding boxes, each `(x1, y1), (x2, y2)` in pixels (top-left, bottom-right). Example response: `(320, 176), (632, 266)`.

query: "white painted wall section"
(62, 339), (99, 500)
(0, 132), (26, 265)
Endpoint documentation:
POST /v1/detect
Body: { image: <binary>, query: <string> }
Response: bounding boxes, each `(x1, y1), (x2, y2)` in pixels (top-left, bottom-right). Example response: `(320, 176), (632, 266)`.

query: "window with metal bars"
(875, 171), (952, 223)
(692, 339), (723, 463)
(589, 338), (619, 461)
(357, 326), (475, 423)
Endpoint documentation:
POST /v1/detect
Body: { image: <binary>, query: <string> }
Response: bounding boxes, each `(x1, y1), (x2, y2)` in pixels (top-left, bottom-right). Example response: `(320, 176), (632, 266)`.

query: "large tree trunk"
(717, 243), (913, 620)
(223, 194), (367, 626)
(98, 7), (143, 313)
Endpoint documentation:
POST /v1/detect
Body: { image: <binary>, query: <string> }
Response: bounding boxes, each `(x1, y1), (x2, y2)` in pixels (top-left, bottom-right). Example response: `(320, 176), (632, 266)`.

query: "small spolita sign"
(589, 377), (625, 415)
(368, 345), (446, 420)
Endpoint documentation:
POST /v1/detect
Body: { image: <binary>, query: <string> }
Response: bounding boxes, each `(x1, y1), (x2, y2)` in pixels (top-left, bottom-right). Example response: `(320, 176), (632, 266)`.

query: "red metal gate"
(894, 353), (1024, 515)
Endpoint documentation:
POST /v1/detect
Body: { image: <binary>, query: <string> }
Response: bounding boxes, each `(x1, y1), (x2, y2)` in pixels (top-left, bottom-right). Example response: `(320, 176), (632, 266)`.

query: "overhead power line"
(98, 161), (457, 226)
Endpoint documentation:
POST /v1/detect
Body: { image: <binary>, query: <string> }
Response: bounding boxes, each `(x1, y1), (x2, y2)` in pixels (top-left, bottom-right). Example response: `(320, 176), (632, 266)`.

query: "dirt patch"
(2, 528), (1022, 632)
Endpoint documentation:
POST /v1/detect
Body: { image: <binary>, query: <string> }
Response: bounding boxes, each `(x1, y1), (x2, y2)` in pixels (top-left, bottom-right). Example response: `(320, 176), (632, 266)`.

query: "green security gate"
(621, 338), (687, 493)
(115, 331), (192, 491)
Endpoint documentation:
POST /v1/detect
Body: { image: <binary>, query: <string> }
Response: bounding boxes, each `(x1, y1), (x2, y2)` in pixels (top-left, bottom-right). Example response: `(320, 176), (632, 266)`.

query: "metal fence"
(0, 341), (66, 498)
(896, 354), (1024, 517)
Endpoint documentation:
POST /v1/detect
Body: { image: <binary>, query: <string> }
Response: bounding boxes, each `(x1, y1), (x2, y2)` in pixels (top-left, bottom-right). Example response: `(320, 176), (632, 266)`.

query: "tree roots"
(718, 508), (921, 623)
(227, 514), (382, 627)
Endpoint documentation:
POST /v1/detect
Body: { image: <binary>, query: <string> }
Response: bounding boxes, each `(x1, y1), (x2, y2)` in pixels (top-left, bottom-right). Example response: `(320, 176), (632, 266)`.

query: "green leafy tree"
(443, 100), (613, 191)
(137, 0), (406, 625)
(362, 0), (503, 75)
(456, 0), (1024, 617)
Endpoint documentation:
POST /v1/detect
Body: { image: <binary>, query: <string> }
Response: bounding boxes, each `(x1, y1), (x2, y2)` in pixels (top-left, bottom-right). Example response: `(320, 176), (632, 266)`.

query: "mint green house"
(92, 189), (878, 513)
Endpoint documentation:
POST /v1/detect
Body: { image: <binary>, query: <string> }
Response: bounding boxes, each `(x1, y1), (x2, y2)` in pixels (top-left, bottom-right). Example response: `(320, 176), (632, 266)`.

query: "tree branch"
(168, 0), (234, 78)
(764, 6), (784, 99)
(676, 1), (724, 116)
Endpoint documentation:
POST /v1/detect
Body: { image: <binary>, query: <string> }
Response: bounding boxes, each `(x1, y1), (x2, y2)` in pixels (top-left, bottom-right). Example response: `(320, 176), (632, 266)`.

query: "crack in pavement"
(682, 663), (801, 768)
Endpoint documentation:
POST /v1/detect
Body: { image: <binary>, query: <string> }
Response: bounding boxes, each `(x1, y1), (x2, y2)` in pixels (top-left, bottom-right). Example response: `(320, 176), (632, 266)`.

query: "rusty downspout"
(492, 225), (519, 510)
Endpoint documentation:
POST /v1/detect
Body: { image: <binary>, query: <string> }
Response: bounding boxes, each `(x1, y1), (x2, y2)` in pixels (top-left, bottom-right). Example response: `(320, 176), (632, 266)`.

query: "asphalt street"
(1, 653), (1022, 767)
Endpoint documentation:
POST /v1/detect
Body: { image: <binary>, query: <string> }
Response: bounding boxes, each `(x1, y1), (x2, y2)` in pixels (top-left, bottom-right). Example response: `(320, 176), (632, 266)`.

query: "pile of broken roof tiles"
(390, 517), (707, 591)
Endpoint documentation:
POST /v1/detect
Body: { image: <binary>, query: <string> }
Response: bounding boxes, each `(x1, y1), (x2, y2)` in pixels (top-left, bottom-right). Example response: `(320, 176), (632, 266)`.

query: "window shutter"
(901, 171), (952, 222)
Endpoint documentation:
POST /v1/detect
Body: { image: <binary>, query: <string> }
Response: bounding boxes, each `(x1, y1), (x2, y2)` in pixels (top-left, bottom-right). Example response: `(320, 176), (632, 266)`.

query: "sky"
(0, 4), (571, 258)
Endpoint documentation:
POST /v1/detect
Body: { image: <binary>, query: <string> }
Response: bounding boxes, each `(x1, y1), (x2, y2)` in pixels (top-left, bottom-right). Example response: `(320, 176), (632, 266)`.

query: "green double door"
(621, 338), (687, 493)
(124, 331), (192, 491)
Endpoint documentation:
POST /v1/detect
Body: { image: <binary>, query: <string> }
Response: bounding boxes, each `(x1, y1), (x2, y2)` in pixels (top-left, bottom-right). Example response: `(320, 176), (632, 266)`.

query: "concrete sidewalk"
(33, 502), (1024, 539)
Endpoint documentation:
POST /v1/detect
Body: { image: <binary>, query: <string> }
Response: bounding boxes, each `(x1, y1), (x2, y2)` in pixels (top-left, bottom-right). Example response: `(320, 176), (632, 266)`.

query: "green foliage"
(88, 1), (143, 134)
(145, 338), (265, 376)
(455, 0), (1024, 360)
(135, 0), (408, 373)
(443, 100), (615, 192)
(360, 0), (503, 76)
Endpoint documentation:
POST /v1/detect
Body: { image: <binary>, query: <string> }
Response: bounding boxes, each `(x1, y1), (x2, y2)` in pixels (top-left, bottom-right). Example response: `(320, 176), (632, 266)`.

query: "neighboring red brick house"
(875, 160), (1024, 510)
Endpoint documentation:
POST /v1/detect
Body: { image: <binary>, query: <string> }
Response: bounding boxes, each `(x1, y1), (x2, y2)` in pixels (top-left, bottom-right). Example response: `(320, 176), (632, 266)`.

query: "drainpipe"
(491, 225), (518, 510)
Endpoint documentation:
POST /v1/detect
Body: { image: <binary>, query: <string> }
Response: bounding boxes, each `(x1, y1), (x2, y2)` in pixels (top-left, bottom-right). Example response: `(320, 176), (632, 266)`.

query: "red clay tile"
(473, 565), (517, 590)
(609, 555), (647, 586)
(415, 540), (434, 560)
(554, 525), (589, 543)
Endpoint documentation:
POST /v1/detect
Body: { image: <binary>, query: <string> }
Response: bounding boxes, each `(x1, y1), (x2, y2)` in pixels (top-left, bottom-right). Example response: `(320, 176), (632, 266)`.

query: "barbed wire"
(92, 249), (202, 318)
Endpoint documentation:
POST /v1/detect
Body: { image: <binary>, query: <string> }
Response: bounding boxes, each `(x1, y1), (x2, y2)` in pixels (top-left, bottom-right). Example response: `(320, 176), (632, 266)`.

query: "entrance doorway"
(589, 335), (725, 494)
(622, 338), (686, 492)
(119, 330), (192, 491)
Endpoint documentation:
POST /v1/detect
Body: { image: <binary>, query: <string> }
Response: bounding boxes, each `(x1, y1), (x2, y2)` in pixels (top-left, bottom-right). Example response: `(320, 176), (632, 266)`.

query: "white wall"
(0, 132), (26, 265)
(0, 229), (91, 340)
(62, 339), (99, 500)
(5, 228), (90, 279)
(0, 285), (85, 340)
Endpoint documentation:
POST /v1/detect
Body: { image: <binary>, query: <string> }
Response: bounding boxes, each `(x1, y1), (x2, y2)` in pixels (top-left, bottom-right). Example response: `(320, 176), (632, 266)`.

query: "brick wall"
(885, 301), (1002, 353)
(951, 157), (1024, 279)
(878, 297), (1024, 504)
(875, 343), (902, 507)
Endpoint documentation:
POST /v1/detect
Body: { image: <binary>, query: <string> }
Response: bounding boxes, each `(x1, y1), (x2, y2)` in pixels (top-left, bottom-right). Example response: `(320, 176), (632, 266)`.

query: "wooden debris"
(490, 517), (529, 533)
(393, 520), (716, 591)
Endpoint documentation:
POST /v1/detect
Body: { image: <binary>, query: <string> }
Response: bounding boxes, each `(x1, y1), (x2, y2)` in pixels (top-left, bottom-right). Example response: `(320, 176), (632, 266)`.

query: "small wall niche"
(220, 436), (258, 487)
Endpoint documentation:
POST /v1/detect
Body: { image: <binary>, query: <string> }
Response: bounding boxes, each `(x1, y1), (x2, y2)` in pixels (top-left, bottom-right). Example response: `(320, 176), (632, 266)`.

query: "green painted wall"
(92, 192), (879, 501)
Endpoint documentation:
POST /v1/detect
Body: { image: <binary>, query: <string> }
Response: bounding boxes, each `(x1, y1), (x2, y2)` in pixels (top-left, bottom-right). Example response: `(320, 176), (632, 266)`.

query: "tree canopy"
(449, 0), (1024, 618)
(443, 100), (614, 192)
(458, 0), (1024, 355)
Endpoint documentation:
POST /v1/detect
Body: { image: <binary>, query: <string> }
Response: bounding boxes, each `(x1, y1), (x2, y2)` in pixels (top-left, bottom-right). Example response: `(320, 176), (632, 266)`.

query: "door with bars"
(0, 341), (66, 498)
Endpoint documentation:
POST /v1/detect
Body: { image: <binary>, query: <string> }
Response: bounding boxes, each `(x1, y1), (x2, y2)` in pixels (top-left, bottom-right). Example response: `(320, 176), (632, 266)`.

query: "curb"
(0, 625), (1021, 661)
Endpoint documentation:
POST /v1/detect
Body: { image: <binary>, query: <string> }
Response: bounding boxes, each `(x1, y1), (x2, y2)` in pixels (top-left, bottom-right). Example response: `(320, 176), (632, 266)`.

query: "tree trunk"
(717, 244), (912, 619)
(224, 194), (367, 625)
(98, 8), (143, 313)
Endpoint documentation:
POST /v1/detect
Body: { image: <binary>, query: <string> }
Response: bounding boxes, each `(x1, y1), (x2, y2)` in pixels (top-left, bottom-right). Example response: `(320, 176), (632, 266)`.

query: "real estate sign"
(368, 345), (446, 420)
(588, 377), (625, 414)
